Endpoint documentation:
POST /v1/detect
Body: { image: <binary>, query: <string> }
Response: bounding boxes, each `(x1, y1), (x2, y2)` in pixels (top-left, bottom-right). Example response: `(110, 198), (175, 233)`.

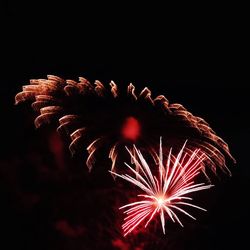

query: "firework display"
(13, 75), (237, 249)
(15, 75), (235, 175)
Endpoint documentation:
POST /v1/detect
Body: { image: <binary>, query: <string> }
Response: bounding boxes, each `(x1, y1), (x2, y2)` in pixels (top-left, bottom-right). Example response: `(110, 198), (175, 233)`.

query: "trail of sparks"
(110, 138), (213, 236)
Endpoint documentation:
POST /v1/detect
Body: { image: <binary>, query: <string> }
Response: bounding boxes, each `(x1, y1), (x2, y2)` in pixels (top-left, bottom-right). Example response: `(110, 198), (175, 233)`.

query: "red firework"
(111, 138), (213, 236)
(15, 75), (235, 175)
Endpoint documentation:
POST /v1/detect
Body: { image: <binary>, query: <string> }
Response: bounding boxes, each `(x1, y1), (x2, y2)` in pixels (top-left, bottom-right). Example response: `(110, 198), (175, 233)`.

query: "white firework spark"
(110, 138), (214, 236)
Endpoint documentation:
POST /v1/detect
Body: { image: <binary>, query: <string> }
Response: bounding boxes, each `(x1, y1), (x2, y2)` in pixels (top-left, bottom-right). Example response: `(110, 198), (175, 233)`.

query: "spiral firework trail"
(15, 75), (235, 175)
(111, 138), (213, 236)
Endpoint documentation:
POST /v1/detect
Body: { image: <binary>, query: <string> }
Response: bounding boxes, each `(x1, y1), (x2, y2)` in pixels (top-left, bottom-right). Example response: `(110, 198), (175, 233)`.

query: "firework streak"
(111, 138), (213, 236)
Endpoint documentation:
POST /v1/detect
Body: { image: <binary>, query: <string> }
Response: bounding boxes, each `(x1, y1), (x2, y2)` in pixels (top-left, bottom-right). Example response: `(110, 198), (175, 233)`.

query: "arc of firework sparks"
(110, 138), (214, 236)
(15, 75), (235, 175)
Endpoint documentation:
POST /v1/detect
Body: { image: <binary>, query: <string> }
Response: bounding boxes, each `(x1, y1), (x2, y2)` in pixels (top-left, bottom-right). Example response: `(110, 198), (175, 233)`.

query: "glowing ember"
(111, 138), (213, 236)
(121, 117), (141, 141)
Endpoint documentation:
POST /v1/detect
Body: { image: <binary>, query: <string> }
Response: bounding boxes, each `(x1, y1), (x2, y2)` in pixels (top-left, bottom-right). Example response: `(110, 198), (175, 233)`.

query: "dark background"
(1, 2), (249, 250)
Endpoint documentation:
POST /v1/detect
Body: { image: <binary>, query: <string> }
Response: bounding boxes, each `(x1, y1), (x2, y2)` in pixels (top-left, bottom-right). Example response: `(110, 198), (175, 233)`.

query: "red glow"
(55, 220), (85, 238)
(121, 117), (141, 141)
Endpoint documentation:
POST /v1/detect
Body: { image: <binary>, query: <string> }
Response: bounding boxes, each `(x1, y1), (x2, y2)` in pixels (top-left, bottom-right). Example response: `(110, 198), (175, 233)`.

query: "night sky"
(1, 2), (249, 250)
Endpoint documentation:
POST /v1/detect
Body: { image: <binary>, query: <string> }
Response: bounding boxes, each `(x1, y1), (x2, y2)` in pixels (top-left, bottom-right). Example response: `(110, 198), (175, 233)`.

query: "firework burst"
(111, 138), (214, 236)
(15, 75), (235, 175)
